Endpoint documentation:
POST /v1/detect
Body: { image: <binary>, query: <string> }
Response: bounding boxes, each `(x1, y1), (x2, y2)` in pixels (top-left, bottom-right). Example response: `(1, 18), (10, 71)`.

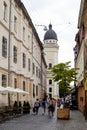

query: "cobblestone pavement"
(0, 108), (87, 130)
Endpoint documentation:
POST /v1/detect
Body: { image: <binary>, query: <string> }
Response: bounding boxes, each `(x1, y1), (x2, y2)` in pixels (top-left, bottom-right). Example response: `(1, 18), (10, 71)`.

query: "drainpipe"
(41, 51), (43, 98)
(8, 0), (12, 106)
(8, 0), (12, 87)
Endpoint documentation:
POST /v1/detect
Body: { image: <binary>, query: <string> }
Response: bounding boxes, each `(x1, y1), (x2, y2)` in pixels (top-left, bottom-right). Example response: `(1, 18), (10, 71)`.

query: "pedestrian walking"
(42, 98), (46, 115)
(57, 99), (61, 108)
(33, 99), (40, 114)
(52, 98), (56, 111)
(48, 98), (54, 116)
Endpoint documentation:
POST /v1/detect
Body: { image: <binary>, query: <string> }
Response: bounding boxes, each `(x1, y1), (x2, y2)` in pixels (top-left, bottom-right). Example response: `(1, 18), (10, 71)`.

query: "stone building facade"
(0, 0), (47, 106)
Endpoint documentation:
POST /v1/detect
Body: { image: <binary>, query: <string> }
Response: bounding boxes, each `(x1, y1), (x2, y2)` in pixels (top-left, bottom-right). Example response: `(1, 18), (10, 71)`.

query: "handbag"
(33, 107), (36, 113)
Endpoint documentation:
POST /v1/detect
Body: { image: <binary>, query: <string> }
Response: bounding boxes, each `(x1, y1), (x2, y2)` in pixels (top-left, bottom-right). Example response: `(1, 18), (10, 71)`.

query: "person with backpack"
(34, 99), (40, 114)
(42, 98), (46, 115)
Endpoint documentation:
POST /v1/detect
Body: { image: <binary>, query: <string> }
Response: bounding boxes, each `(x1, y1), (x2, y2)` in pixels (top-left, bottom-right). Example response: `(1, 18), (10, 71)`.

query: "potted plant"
(26, 101), (31, 114)
(13, 101), (18, 115)
(18, 101), (22, 114)
(23, 101), (27, 114)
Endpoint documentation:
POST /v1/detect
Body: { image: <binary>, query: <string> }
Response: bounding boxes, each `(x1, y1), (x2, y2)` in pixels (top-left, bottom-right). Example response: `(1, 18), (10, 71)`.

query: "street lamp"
(35, 24), (48, 31)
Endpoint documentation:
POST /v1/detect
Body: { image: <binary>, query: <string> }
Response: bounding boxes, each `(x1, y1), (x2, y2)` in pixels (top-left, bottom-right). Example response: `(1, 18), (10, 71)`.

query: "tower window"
(49, 87), (52, 92)
(49, 63), (52, 68)
(49, 79), (52, 85)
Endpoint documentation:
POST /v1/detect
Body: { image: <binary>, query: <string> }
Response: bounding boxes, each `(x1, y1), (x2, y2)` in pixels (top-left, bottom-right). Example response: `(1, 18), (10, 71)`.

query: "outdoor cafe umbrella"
(13, 88), (29, 104)
(0, 86), (7, 92)
(4, 86), (17, 93)
(4, 86), (18, 106)
(14, 88), (29, 94)
(4, 87), (29, 94)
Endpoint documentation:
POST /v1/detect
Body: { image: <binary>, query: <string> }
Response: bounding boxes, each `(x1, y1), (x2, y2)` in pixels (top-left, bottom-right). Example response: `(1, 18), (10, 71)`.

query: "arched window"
(23, 81), (25, 91)
(33, 84), (35, 98)
(36, 86), (38, 96)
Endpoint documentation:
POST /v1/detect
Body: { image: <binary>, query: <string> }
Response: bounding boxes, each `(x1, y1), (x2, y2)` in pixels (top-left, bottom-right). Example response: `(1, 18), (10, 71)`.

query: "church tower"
(43, 24), (59, 99)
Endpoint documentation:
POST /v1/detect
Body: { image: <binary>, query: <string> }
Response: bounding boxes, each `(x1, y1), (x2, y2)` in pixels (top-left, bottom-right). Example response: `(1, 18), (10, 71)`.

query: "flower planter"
(57, 108), (70, 119)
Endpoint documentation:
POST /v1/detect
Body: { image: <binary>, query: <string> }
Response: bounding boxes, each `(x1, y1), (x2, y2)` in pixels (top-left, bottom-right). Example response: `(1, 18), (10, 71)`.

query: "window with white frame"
(33, 84), (35, 98)
(28, 35), (30, 48)
(2, 36), (7, 58)
(28, 58), (30, 71)
(13, 46), (17, 63)
(3, 1), (7, 21)
(36, 85), (38, 96)
(2, 74), (7, 87)
(14, 16), (17, 32)
(33, 63), (35, 74)
(23, 53), (26, 68)
(39, 69), (41, 79)
(23, 81), (25, 91)
(36, 66), (38, 77)
(14, 78), (17, 88)
(23, 27), (25, 41)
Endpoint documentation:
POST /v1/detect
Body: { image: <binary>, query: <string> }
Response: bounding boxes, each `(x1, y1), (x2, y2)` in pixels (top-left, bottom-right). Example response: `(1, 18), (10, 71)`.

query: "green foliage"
(50, 61), (79, 97)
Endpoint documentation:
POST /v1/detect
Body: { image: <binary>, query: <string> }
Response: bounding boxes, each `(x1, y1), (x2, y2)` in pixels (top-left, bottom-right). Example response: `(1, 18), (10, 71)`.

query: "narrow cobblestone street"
(0, 108), (87, 130)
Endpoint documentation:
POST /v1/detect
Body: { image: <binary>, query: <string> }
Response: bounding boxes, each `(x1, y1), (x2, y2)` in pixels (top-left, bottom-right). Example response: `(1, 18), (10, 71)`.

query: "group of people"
(33, 97), (56, 116)
(57, 98), (64, 108)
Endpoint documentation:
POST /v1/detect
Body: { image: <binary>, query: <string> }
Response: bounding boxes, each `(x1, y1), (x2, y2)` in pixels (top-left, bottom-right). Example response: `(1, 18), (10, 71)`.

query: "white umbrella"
(4, 86), (17, 93)
(0, 86), (7, 92)
(14, 88), (29, 94)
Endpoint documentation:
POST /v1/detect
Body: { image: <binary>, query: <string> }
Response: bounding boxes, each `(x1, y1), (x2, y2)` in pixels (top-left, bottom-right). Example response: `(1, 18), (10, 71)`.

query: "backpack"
(33, 107), (36, 113)
(34, 101), (39, 107)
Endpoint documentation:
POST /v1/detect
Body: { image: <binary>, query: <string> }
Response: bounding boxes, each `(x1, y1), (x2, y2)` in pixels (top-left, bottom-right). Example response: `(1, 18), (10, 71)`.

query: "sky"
(21, 0), (81, 67)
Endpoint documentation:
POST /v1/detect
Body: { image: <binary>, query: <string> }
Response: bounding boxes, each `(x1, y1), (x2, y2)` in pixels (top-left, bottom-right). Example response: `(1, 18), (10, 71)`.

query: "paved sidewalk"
(0, 108), (87, 130)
